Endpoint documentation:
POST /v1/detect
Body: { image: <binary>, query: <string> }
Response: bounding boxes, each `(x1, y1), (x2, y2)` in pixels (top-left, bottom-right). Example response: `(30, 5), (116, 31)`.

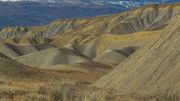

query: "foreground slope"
(92, 16), (180, 98)
(0, 53), (109, 101)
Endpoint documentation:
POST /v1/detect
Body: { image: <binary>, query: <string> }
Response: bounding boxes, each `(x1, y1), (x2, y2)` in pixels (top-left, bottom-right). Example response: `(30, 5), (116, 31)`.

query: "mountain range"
(0, 1), (127, 28)
(1, 0), (179, 8)
(0, 0), (179, 4)
(0, 0), (179, 28)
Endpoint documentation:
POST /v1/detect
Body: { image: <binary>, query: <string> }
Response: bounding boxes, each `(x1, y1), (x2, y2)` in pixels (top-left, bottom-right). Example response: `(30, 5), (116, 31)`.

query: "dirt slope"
(0, 3), (179, 101)
(15, 48), (91, 68)
(92, 16), (180, 98)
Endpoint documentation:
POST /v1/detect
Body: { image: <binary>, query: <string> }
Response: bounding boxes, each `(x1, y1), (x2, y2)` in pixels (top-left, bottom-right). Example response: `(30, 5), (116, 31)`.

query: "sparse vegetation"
(0, 3), (179, 101)
(0, 81), (90, 101)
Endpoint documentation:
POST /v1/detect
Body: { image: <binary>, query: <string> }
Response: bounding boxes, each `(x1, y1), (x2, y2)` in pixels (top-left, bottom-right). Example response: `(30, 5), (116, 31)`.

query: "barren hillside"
(0, 3), (179, 101)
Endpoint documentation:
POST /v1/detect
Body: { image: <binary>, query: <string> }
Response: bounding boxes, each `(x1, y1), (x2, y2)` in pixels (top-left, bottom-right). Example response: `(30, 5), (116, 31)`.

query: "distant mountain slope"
(0, 1), (128, 28)
(0, 0), (179, 28)
(1, 3), (179, 38)
(0, 0), (179, 6)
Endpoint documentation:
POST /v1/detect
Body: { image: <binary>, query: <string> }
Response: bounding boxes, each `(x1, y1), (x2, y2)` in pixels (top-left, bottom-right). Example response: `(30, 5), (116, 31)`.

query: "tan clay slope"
(92, 16), (180, 97)
(93, 47), (138, 67)
(0, 3), (179, 38)
(46, 31), (160, 63)
(50, 34), (95, 47)
(15, 48), (93, 68)
(0, 53), (48, 81)
(0, 42), (54, 58)
(83, 30), (161, 58)
(4, 43), (55, 55)
(0, 52), (107, 83)
(0, 38), (52, 45)
(0, 43), (19, 57)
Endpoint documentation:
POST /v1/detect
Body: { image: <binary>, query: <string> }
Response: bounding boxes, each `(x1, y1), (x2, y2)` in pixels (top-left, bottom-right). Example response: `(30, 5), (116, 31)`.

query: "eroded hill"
(90, 15), (180, 101)
(0, 3), (179, 101)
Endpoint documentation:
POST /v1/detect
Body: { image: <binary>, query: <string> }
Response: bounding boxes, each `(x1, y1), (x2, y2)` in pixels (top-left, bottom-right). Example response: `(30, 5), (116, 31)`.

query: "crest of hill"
(0, 42), (54, 58)
(92, 16), (180, 98)
(15, 48), (93, 68)
(93, 47), (138, 67)
(83, 30), (161, 58)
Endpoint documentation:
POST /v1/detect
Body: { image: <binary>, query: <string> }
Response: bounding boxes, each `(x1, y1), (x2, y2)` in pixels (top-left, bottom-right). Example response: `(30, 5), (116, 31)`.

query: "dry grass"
(0, 80), (85, 101)
(1, 80), (178, 101)
(83, 89), (180, 101)
(0, 81), (47, 101)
